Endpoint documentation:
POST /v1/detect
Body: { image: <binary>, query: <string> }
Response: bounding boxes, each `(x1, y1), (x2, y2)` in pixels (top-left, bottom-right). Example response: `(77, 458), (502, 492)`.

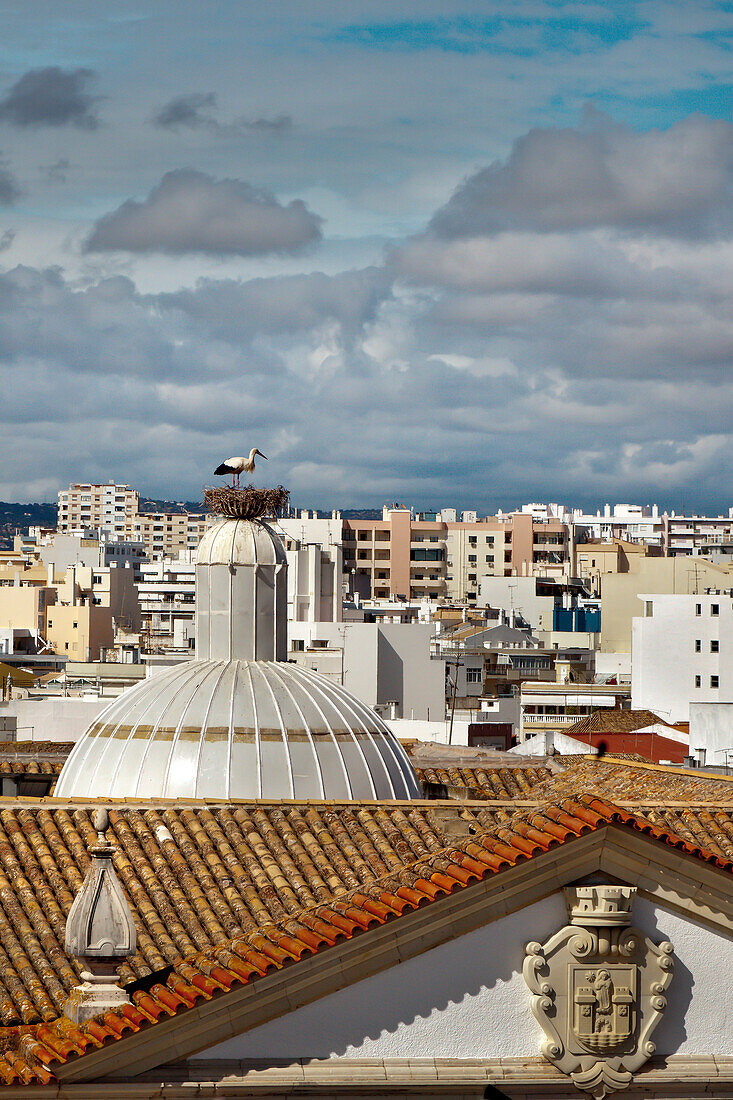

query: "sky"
(0, 1), (731, 513)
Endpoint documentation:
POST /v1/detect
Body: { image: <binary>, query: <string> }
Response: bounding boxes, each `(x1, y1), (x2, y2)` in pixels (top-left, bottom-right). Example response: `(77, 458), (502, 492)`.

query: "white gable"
(199, 891), (733, 1061)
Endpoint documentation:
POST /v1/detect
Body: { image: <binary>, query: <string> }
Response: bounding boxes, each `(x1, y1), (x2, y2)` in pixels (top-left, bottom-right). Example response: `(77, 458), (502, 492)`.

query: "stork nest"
(203, 485), (290, 520)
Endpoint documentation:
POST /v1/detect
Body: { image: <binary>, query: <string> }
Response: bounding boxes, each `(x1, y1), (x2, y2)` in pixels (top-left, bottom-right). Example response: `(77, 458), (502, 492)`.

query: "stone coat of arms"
(523, 886), (673, 1098)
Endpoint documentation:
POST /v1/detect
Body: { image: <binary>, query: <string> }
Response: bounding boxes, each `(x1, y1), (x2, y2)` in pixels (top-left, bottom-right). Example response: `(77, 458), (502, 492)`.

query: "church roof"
(0, 781), (733, 1084)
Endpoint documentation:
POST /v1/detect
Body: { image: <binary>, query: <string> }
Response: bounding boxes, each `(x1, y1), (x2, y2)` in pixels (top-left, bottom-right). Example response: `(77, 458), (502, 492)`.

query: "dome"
(196, 518), (286, 568)
(55, 659), (421, 801)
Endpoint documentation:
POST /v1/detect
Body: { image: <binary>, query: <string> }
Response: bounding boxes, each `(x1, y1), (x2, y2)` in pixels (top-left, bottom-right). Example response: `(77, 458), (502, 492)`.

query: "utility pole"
(447, 654), (461, 745)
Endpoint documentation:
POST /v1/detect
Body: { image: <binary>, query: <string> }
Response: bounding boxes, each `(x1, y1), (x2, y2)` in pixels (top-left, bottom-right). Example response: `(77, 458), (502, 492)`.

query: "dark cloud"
(0, 67), (100, 129)
(0, 164), (20, 205)
(84, 169), (323, 255)
(429, 113), (733, 240)
(153, 93), (218, 129)
(0, 255), (731, 509)
(157, 267), (391, 339)
(152, 93), (292, 134)
(0, 230), (14, 251)
(244, 115), (293, 133)
(39, 157), (71, 182)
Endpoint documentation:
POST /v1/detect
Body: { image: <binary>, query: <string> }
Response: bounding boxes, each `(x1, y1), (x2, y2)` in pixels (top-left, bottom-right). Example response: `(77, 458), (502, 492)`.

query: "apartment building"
(57, 483), (210, 561)
(278, 513), (343, 624)
(663, 513), (733, 557)
(520, 663), (630, 741)
(342, 506), (447, 600)
(632, 590), (733, 723)
(125, 512), (209, 561)
(575, 539), (661, 598)
(57, 483), (139, 536)
(572, 503), (663, 545)
(341, 506), (571, 603)
(137, 559), (196, 654)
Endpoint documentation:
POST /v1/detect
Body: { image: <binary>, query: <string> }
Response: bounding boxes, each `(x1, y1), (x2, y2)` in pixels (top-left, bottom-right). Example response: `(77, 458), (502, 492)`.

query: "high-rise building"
(57, 482), (139, 537)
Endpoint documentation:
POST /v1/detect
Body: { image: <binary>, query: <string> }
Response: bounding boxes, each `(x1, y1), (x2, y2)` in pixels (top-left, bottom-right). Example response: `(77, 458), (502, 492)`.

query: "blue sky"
(0, 1), (731, 511)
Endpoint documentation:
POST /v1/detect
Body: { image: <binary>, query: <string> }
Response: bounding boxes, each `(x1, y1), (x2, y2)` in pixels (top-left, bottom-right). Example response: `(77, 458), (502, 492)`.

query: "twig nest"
(203, 485), (290, 519)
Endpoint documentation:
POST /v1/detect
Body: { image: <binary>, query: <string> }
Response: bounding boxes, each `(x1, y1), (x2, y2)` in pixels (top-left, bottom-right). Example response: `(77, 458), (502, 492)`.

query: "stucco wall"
(199, 891), (733, 1061)
(0, 697), (107, 741)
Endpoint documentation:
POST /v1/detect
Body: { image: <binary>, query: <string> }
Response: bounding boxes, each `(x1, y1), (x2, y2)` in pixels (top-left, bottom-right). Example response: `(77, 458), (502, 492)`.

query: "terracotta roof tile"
(0, 788), (731, 1082)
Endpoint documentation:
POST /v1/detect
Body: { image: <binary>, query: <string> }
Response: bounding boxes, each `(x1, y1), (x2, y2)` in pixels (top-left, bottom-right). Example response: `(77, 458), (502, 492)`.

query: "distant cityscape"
(0, 481), (731, 774)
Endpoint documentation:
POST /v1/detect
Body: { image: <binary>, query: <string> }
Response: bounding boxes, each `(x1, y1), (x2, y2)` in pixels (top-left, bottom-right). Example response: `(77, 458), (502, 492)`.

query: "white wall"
(632, 592), (733, 723)
(0, 697), (107, 741)
(595, 651), (631, 680)
(390, 717), (472, 745)
(199, 891), (733, 1061)
(289, 621), (444, 721)
(478, 577), (554, 631)
(689, 702), (733, 765)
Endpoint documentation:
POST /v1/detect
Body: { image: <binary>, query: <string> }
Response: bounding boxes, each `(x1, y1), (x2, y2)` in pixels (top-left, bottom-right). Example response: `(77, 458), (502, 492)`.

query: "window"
(645, 601), (653, 617)
(468, 537), (477, 547)
(695, 639), (701, 652)
(466, 668), (482, 684)
(711, 640), (720, 653)
(468, 555), (477, 563)
(696, 603), (702, 616)
(711, 675), (720, 688)
(292, 640), (304, 651)
(486, 554), (494, 563)
(695, 675), (701, 688)
(711, 604), (720, 616)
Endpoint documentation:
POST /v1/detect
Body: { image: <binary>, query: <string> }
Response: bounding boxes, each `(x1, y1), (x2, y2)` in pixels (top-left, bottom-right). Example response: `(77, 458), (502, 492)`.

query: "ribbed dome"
(55, 660), (421, 801)
(196, 518), (285, 568)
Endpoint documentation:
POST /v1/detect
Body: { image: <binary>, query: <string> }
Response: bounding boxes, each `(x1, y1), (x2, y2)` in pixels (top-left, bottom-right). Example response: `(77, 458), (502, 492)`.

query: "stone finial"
(63, 808), (137, 1024)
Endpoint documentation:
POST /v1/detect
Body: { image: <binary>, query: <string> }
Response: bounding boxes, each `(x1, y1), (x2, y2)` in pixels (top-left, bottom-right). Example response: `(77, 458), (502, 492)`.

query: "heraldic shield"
(523, 886), (673, 1098)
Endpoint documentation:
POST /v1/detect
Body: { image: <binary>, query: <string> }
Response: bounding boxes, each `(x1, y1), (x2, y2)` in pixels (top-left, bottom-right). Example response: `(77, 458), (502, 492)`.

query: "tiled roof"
(0, 792), (730, 1084)
(565, 709), (675, 735)
(532, 757), (733, 804)
(406, 743), (733, 805)
(0, 742), (72, 784)
(414, 763), (553, 798)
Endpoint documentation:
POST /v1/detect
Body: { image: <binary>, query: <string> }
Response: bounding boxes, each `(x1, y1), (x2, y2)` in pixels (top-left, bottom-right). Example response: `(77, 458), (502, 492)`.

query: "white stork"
(214, 448), (267, 487)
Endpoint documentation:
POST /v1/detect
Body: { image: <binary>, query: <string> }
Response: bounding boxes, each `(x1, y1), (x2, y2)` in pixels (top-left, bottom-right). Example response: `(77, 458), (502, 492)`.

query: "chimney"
(64, 809), (137, 1024)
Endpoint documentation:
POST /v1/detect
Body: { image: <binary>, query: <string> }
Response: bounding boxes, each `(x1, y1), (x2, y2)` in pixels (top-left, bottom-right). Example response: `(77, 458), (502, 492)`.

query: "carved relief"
(523, 886), (673, 1098)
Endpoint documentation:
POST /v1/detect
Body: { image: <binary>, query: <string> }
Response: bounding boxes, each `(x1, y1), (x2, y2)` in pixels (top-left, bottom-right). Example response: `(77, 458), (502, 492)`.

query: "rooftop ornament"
(63, 808), (137, 1024)
(203, 483), (290, 520)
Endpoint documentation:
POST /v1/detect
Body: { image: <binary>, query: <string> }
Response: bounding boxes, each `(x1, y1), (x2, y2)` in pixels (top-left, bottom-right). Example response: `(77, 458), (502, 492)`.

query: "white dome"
(55, 660), (421, 801)
(196, 518), (285, 568)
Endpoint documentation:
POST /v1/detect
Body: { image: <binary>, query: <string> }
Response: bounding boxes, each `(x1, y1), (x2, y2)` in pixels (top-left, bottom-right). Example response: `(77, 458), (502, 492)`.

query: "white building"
(632, 590), (733, 723)
(278, 513), (343, 624)
(137, 557), (196, 654)
(572, 503), (663, 546)
(289, 620), (445, 721)
(520, 662), (630, 741)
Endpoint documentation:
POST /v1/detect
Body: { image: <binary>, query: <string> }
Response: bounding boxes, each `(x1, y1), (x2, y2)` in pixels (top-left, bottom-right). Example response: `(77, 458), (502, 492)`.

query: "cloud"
(0, 67), (100, 129)
(152, 93), (218, 129)
(0, 230), (14, 251)
(39, 157), (71, 183)
(0, 163), (20, 205)
(157, 266), (391, 338)
(152, 93), (293, 134)
(84, 169), (323, 256)
(429, 113), (733, 240)
(244, 115), (293, 133)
